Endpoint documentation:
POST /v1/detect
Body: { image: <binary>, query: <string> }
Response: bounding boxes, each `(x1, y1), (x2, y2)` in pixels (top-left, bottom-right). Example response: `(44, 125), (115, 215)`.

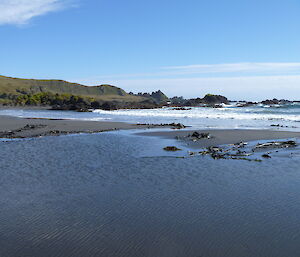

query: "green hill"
(0, 75), (128, 98)
(0, 75), (168, 110)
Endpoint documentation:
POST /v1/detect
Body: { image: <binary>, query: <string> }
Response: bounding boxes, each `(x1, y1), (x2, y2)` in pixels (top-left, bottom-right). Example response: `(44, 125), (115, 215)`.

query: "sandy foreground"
(1, 115), (300, 146)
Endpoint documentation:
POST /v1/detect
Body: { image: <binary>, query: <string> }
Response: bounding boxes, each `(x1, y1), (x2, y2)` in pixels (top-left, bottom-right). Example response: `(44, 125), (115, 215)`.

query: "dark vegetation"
(0, 91), (166, 111)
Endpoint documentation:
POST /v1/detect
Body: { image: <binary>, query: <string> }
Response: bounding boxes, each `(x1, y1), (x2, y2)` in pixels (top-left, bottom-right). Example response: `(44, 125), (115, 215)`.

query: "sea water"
(0, 102), (299, 131)
(1, 132), (300, 257)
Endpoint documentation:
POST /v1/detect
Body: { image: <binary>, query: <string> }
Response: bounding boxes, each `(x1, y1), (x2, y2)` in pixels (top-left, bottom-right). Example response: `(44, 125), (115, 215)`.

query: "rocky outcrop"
(236, 101), (257, 107)
(202, 94), (229, 104)
(261, 99), (280, 105)
(261, 99), (293, 105)
(150, 90), (169, 103)
(135, 90), (169, 104)
(183, 94), (229, 107)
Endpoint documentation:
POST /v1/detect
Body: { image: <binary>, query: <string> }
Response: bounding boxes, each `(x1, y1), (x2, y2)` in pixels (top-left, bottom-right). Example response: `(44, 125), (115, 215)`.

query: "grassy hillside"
(0, 75), (133, 100)
(0, 75), (165, 110)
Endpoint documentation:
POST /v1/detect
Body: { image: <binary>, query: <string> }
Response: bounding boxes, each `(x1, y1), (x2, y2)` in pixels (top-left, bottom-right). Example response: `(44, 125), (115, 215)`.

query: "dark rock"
(270, 124), (289, 128)
(255, 140), (297, 149)
(171, 107), (192, 110)
(185, 98), (203, 106)
(150, 90), (169, 103)
(169, 123), (186, 129)
(262, 154), (272, 159)
(202, 94), (229, 104)
(134, 90), (169, 104)
(261, 99), (279, 105)
(184, 94), (229, 107)
(279, 99), (292, 104)
(234, 142), (248, 148)
(163, 146), (182, 151)
(136, 123), (186, 129)
(236, 102), (257, 107)
(191, 131), (201, 138)
(189, 132), (211, 139)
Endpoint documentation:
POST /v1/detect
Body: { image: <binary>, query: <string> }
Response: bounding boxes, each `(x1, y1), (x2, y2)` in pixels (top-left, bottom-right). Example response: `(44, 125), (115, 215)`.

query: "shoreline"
(137, 129), (300, 148)
(0, 115), (158, 139)
(1, 115), (300, 148)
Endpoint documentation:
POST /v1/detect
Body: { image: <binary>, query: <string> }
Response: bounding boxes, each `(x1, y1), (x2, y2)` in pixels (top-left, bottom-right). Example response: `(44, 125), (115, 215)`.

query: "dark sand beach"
(0, 115), (151, 138)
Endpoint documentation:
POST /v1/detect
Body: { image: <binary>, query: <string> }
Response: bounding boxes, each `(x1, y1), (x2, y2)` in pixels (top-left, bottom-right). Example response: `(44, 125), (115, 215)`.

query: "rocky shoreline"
(1, 90), (299, 111)
(140, 129), (300, 162)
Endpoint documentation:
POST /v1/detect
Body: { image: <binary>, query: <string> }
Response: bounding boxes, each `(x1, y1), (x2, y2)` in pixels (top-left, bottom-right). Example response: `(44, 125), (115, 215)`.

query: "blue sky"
(0, 0), (300, 100)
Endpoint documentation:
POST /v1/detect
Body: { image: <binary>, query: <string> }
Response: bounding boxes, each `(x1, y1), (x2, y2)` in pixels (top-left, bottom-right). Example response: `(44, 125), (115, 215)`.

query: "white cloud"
(0, 0), (72, 25)
(162, 62), (300, 75)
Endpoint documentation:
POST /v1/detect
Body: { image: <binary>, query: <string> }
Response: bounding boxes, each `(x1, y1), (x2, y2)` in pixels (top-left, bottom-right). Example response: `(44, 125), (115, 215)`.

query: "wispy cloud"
(0, 0), (74, 25)
(162, 62), (300, 75)
(75, 62), (300, 83)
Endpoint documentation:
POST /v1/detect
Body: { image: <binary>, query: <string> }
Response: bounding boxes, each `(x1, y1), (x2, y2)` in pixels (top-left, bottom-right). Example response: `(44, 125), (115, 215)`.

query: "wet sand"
(0, 115), (151, 138)
(1, 115), (300, 145)
(138, 129), (300, 148)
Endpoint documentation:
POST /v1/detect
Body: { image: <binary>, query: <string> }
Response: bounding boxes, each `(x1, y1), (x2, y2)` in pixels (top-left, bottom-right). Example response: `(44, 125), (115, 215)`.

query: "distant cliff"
(0, 75), (168, 110)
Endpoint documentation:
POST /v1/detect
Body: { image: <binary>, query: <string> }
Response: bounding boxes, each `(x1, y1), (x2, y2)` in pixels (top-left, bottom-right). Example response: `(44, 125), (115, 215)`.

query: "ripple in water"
(1, 132), (300, 257)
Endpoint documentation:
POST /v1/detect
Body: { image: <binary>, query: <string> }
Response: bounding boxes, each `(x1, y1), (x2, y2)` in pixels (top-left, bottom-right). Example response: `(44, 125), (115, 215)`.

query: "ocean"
(0, 102), (299, 131)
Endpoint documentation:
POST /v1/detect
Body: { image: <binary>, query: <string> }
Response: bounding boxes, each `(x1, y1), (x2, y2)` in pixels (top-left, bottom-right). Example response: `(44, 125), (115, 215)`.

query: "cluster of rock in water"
(164, 131), (298, 162)
(192, 140), (297, 162)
